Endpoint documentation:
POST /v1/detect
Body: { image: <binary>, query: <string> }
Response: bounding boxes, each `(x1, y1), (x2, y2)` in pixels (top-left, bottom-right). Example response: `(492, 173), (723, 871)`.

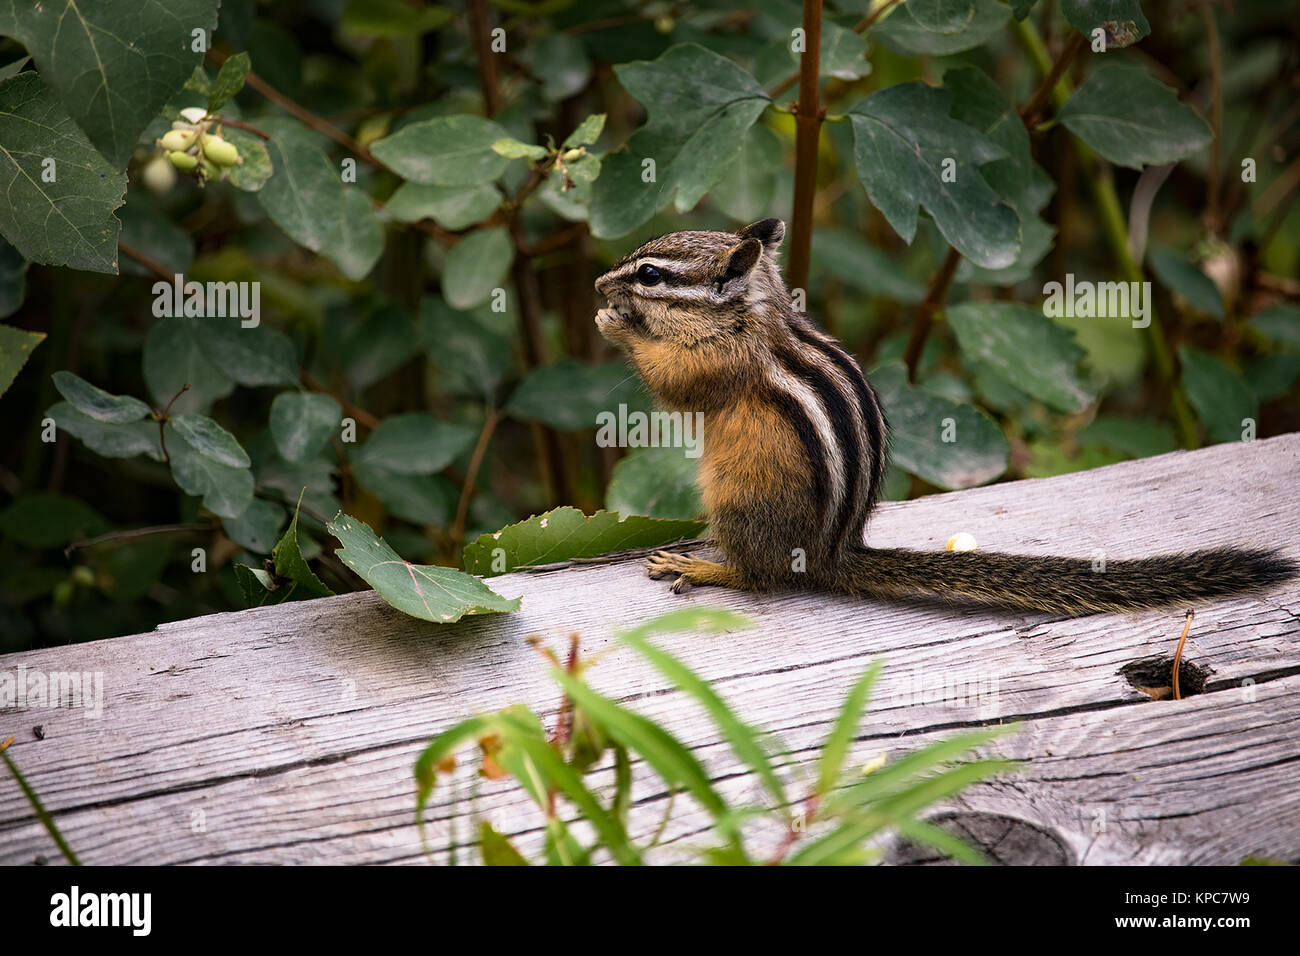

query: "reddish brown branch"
(904, 246), (961, 383)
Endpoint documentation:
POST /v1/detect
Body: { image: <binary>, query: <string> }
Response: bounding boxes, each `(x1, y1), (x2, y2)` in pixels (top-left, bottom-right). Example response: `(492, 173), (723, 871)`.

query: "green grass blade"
(2, 751), (81, 865)
(815, 659), (883, 798)
(619, 626), (786, 812)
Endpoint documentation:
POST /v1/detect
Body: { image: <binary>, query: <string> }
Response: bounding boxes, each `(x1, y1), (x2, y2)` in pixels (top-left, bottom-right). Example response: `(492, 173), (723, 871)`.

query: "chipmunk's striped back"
(595, 218), (1297, 610)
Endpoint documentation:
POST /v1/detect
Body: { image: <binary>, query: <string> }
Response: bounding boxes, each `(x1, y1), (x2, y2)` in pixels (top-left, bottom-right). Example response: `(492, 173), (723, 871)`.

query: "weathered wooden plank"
(2, 433), (1297, 864)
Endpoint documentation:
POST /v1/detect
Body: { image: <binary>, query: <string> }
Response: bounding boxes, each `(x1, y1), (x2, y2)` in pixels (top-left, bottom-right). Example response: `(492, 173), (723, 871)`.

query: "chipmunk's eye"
(635, 264), (662, 286)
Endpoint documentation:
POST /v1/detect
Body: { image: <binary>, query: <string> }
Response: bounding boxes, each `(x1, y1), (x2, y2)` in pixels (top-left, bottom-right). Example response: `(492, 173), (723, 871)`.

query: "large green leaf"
(0, 324), (45, 398)
(167, 424), (254, 519)
(605, 446), (702, 520)
(222, 498), (285, 554)
(0, 0), (219, 166)
(1060, 0), (1149, 48)
(874, 0), (1009, 55)
(418, 296), (514, 400)
(947, 302), (1095, 413)
(505, 359), (651, 431)
(870, 363), (1009, 489)
(47, 401), (162, 459)
(194, 318), (299, 387)
(848, 82), (1019, 269)
(327, 513), (519, 623)
(462, 507), (706, 576)
(1147, 246), (1224, 320)
(442, 227), (512, 310)
(0, 73), (126, 274)
(269, 392), (341, 462)
(945, 66), (1055, 284)
(384, 182), (500, 229)
(1059, 62), (1211, 169)
(142, 317), (234, 414)
(710, 124), (783, 223)
(257, 120), (384, 280)
(1178, 347), (1257, 444)
(371, 115), (513, 186)
(589, 44), (771, 237)
(811, 228), (925, 304)
(351, 412), (476, 476)
(52, 371), (150, 422)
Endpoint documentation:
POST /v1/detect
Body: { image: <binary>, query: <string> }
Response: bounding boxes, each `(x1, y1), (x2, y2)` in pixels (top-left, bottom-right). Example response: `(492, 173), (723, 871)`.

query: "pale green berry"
(202, 135), (240, 167)
(159, 129), (195, 152)
(168, 150), (198, 171)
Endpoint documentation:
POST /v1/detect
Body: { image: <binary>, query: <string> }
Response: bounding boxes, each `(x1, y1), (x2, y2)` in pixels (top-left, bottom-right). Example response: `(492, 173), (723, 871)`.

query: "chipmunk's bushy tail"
(837, 546), (1298, 615)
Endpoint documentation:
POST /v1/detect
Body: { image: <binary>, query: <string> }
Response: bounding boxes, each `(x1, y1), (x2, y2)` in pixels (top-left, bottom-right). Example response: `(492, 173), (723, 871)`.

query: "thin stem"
(300, 370), (379, 431)
(65, 522), (212, 557)
(904, 246), (961, 383)
(787, 0), (824, 296)
(768, 0), (902, 98)
(215, 117), (270, 140)
(118, 241), (175, 280)
(154, 384), (191, 463)
(450, 407), (500, 552)
(1019, 31), (1084, 128)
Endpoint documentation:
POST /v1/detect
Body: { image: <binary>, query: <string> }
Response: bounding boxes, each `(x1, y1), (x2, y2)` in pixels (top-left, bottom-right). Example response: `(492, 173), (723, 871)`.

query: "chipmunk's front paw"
(646, 550), (695, 595)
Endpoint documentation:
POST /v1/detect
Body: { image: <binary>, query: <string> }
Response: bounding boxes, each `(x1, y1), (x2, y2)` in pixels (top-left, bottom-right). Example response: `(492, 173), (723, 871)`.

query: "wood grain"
(2, 433), (1298, 865)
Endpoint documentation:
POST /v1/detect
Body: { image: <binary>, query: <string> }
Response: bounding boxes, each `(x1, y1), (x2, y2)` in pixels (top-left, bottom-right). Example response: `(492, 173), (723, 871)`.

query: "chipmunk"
(593, 218), (1296, 614)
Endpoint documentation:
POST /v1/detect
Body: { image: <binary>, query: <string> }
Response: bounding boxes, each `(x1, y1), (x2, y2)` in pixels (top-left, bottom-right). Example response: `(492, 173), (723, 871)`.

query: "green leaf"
(1075, 417), (1177, 458)
(341, 0), (454, 37)
(811, 228), (925, 304)
(47, 401), (162, 460)
(520, 32), (592, 104)
(870, 363), (1010, 489)
(0, 324), (45, 398)
(1059, 62), (1211, 169)
(874, 0), (1009, 55)
(384, 182), (499, 229)
(619, 618), (782, 809)
(371, 115), (513, 186)
(418, 296), (514, 399)
(605, 446), (702, 520)
(1, 751), (81, 866)
(816, 660), (883, 798)
(479, 821), (530, 866)
(170, 413), (251, 468)
(0, 73), (127, 274)
(0, 237), (28, 318)
(236, 493), (333, 604)
(1060, 0), (1150, 48)
(0, 0), (219, 166)
(352, 412), (476, 475)
(351, 460), (457, 526)
(51, 371), (151, 423)
(222, 498), (285, 554)
(0, 491), (110, 548)
(327, 512), (520, 623)
(1245, 355), (1300, 403)
(710, 124), (783, 223)
(945, 66), (1055, 284)
(194, 318), (298, 387)
(491, 137), (549, 161)
(505, 358), (650, 431)
(1148, 246), (1224, 320)
(209, 51), (250, 112)
(142, 317), (234, 414)
(848, 82), (1019, 269)
(1250, 303), (1300, 350)
(947, 302), (1096, 413)
(442, 227), (512, 310)
(1178, 347), (1258, 444)
(589, 44), (770, 237)
(258, 120), (383, 280)
(269, 392), (341, 463)
(905, 0), (983, 32)
(167, 424), (254, 519)
(462, 507), (706, 576)
(563, 113), (606, 149)
(552, 670), (732, 831)
(221, 127), (273, 192)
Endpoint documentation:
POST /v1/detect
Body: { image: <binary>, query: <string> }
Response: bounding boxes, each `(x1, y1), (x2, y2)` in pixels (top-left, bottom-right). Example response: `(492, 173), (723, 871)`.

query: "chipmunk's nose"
(594, 273), (613, 298)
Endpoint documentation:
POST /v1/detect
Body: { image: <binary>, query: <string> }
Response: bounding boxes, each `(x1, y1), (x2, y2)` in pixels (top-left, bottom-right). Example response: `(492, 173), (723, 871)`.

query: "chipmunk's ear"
(738, 218), (785, 254)
(716, 238), (763, 286)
